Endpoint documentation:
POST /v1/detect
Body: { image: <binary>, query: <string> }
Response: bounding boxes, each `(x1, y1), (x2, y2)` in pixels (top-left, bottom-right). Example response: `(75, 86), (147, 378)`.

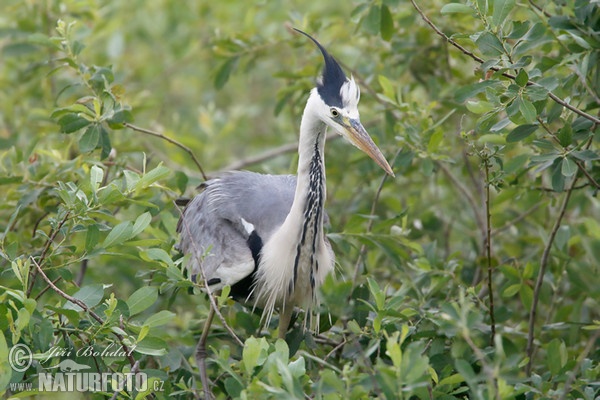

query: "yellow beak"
(342, 118), (395, 177)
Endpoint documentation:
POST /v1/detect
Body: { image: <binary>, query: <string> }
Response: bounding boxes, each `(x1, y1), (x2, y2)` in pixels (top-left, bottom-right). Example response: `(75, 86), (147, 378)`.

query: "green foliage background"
(1, 0), (599, 398)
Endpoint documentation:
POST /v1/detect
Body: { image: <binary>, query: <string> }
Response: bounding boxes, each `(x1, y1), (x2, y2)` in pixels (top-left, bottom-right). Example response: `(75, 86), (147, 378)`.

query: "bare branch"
(27, 211), (71, 297)
(526, 174), (578, 375)
(215, 132), (339, 174)
(124, 122), (208, 181)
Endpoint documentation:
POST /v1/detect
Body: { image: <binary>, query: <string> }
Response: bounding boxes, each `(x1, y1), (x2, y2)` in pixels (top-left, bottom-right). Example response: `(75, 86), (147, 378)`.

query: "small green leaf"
(102, 221), (133, 248)
(466, 100), (494, 114)
(98, 125), (112, 159)
(58, 113), (91, 134)
(64, 284), (105, 311)
(440, 3), (473, 14)
(127, 286), (158, 316)
(557, 125), (573, 147)
(132, 212), (152, 237)
(135, 164), (170, 190)
(572, 150), (600, 161)
(363, 5), (381, 35)
(502, 283), (521, 297)
(478, 134), (506, 145)
(475, 32), (505, 57)
(455, 80), (499, 103)
(135, 336), (167, 356)
(380, 4), (394, 42)
(506, 124), (538, 142)
(515, 69), (529, 87)
(560, 157), (577, 177)
(552, 160), (565, 192)
(214, 57), (238, 90)
(519, 97), (537, 123)
(144, 310), (176, 328)
(547, 338), (567, 375)
(492, 0), (515, 28)
(85, 224), (100, 252)
(427, 130), (444, 152)
(242, 336), (269, 374)
(378, 75), (396, 102)
(79, 124), (101, 152)
(90, 165), (104, 194)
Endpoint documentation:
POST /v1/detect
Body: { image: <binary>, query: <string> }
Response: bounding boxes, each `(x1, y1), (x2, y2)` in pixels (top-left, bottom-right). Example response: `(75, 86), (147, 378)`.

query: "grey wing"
(176, 171), (297, 290)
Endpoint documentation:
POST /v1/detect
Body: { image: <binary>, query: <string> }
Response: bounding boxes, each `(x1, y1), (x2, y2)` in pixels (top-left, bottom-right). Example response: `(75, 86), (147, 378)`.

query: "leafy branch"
(409, 0), (600, 125)
(30, 257), (136, 367)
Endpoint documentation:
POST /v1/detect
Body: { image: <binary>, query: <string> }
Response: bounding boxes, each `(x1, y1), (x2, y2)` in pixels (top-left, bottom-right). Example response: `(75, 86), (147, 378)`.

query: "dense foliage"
(1, 0), (599, 398)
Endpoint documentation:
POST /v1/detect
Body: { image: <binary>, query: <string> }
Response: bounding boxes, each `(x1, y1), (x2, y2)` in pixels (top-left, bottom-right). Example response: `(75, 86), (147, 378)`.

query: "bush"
(1, 1), (599, 398)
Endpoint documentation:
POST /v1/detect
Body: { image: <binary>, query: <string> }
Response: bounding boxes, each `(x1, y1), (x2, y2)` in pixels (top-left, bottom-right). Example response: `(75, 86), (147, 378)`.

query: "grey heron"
(177, 28), (393, 396)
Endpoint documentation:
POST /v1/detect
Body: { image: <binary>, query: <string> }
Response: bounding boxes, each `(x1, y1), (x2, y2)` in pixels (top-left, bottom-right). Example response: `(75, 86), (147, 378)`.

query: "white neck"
(289, 90), (327, 222)
(253, 90), (334, 327)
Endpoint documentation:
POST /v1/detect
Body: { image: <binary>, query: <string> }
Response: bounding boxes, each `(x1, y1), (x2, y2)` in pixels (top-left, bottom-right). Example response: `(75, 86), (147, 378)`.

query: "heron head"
(294, 28), (394, 177)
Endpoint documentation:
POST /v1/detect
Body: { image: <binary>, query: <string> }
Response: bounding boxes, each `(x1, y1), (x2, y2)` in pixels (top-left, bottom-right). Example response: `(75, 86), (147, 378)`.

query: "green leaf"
(101, 221), (133, 248)
(0, 330), (11, 391)
(427, 130), (444, 152)
(85, 224), (100, 253)
(519, 97), (537, 123)
(477, 134), (506, 145)
(552, 160), (565, 192)
(440, 3), (473, 14)
(135, 164), (170, 190)
(466, 100), (495, 114)
(475, 32), (505, 57)
(144, 310), (176, 328)
(380, 4), (394, 42)
(506, 124), (538, 142)
(455, 80), (499, 103)
(242, 336), (269, 374)
(557, 125), (573, 147)
(79, 124), (101, 152)
(127, 286), (158, 316)
(64, 284), (105, 311)
(560, 157), (577, 177)
(98, 125), (112, 159)
(547, 338), (567, 375)
(135, 336), (167, 356)
(492, 0), (515, 28)
(571, 150), (600, 161)
(132, 212), (152, 237)
(58, 113), (91, 134)
(515, 69), (528, 87)
(90, 165), (104, 194)
(214, 57), (238, 89)
(363, 5), (381, 35)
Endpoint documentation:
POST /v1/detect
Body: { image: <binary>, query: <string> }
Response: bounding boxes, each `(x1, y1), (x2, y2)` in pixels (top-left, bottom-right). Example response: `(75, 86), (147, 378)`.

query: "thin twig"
(491, 203), (542, 236)
(436, 161), (487, 240)
(124, 122), (208, 181)
(27, 211), (71, 297)
(215, 132), (339, 173)
(352, 148), (402, 283)
(30, 257), (136, 367)
(483, 158), (496, 346)
(409, 0), (600, 125)
(525, 173), (578, 375)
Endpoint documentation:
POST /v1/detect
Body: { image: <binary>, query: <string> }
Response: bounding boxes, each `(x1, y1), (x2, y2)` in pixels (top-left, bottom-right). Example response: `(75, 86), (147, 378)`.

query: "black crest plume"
(294, 28), (347, 108)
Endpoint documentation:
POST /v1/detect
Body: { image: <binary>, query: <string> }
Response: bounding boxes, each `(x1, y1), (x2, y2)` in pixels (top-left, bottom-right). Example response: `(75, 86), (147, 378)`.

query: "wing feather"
(177, 171), (297, 290)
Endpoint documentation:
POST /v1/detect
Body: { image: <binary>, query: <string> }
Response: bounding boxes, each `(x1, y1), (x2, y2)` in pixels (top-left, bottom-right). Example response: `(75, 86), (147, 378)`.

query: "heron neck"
(293, 101), (327, 221)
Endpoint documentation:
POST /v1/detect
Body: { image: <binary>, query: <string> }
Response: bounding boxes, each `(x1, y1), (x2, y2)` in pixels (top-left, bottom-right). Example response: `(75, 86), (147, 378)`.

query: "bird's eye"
(330, 108), (339, 117)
